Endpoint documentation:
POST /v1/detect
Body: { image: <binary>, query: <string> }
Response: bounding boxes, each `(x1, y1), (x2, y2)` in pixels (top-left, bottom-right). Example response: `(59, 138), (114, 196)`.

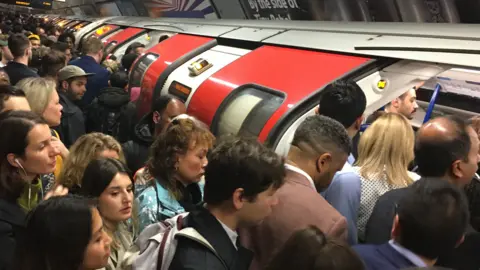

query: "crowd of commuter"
(0, 11), (478, 270)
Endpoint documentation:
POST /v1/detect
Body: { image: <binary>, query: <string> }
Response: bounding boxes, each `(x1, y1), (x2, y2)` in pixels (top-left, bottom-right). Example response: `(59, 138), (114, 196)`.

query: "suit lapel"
(189, 207), (254, 269)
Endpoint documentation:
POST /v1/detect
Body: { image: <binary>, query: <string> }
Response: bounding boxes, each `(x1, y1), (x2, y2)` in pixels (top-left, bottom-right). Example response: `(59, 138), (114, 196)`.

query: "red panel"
(188, 45), (371, 142)
(92, 25), (120, 38)
(135, 34), (214, 117)
(103, 27), (145, 53)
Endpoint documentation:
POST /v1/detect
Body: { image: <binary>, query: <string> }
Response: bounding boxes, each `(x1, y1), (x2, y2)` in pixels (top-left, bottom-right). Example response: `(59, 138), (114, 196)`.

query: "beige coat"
(105, 224), (134, 270)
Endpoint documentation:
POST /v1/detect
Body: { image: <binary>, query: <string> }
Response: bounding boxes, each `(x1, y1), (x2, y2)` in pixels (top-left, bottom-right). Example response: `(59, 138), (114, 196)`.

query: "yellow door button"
(377, 80), (387, 89)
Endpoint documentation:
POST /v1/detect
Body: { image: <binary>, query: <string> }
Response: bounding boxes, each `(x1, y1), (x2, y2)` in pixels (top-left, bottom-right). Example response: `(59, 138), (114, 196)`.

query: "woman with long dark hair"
(13, 196), (112, 270)
(0, 110), (67, 269)
(80, 158), (135, 270)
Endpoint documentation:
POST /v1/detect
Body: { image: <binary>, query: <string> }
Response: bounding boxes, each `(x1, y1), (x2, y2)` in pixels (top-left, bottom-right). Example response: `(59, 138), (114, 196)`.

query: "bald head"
(415, 116), (478, 185)
(417, 117), (462, 142)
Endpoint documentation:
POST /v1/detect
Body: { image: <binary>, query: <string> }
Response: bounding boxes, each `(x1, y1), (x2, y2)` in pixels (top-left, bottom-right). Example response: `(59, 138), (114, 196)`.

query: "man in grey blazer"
(242, 115), (351, 270)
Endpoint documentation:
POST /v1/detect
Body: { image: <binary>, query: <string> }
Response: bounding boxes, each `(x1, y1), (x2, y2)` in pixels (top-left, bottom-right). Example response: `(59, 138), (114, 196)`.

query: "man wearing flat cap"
(55, 65), (94, 148)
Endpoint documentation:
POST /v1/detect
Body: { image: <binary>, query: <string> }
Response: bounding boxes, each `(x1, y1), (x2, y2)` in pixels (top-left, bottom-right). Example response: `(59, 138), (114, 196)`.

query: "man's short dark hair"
(292, 115), (351, 156)
(125, 42), (145, 55)
(0, 85), (25, 112)
(40, 50), (66, 78)
(121, 53), (138, 73)
(58, 32), (75, 44)
(152, 94), (177, 114)
(318, 80), (366, 128)
(12, 24), (23, 34)
(416, 116), (471, 177)
(51, 42), (69, 53)
(397, 177), (469, 259)
(8, 34), (30, 58)
(204, 136), (285, 205)
(109, 70), (128, 89)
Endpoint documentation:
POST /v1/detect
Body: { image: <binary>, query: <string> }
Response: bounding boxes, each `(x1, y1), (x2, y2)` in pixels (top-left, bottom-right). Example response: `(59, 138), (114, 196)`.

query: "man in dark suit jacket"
(242, 115), (351, 270)
(355, 178), (469, 270)
(170, 136), (286, 270)
(70, 36), (109, 108)
(364, 116), (480, 270)
(4, 34), (38, 85)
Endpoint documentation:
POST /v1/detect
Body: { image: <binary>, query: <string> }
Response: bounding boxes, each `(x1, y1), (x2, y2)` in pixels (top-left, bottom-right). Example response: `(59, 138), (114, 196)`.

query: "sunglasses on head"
(170, 114), (194, 126)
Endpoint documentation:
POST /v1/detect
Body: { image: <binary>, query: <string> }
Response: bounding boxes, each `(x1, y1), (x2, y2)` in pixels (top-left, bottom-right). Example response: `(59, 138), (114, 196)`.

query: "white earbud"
(15, 158), (27, 176)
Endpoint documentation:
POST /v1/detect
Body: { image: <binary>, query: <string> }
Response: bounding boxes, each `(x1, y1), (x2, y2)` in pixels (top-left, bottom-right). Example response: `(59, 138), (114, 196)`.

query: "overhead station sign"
(7, 0), (53, 9)
(240, 0), (309, 20)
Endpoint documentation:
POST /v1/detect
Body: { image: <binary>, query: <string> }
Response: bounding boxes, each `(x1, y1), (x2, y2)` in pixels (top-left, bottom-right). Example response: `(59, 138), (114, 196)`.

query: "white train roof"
(91, 17), (480, 68)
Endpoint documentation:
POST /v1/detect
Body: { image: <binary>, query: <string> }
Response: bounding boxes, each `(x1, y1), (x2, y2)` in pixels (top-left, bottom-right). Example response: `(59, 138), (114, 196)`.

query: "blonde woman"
(57, 133), (125, 194)
(354, 112), (416, 241)
(102, 59), (119, 74)
(17, 77), (67, 192)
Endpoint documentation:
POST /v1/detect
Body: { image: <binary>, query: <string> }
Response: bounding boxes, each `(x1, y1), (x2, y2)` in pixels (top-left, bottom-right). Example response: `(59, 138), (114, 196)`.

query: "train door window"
(129, 53), (159, 91)
(64, 20), (79, 28)
(83, 25), (120, 43)
(212, 85), (285, 138)
(100, 29), (123, 42)
(104, 41), (118, 55)
(82, 27), (102, 42)
(74, 22), (90, 31)
(112, 31), (170, 60)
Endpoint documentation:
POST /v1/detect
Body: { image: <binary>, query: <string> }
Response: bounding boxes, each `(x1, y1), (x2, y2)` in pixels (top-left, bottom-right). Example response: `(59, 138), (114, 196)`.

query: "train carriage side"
(103, 27), (147, 56)
(73, 17), (120, 48)
(129, 34), (217, 119)
(64, 19), (480, 158)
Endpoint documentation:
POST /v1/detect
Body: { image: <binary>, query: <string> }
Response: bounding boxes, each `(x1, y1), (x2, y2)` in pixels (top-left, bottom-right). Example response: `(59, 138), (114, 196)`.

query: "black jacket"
(0, 199), (26, 270)
(465, 177), (480, 231)
(55, 91), (86, 148)
(4, 61), (39, 86)
(122, 113), (154, 174)
(169, 207), (253, 270)
(365, 187), (480, 270)
(85, 87), (136, 143)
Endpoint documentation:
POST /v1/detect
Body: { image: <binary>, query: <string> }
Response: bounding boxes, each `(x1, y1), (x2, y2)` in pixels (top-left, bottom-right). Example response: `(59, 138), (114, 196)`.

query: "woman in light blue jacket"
(136, 115), (215, 232)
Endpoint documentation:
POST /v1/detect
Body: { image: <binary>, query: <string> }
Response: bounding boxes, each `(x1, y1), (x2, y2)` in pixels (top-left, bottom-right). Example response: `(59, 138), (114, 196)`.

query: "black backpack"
(86, 100), (132, 142)
(102, 106), (125, 137)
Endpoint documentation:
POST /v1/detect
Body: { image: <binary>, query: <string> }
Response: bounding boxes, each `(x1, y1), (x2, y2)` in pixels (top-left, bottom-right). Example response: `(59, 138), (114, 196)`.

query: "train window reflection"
(129, 53), (159, 92)
(82, 25), (120, 43)
(64, 20), (80, 28)
(111, 31), (170, 60)
(214, 86), (284, 138)
(104, 41), (118, 55)
(74, 22), (90, 30)
(101, 29), (122, 42)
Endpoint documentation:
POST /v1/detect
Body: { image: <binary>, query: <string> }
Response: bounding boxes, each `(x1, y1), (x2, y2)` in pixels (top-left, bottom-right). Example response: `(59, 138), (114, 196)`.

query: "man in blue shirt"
(317, 80), (366, 244)
(70, 36), (109, 109)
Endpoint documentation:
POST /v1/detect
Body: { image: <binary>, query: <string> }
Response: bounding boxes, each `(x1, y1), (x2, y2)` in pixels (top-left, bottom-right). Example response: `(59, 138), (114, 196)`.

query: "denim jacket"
(136, 180), (204, 233)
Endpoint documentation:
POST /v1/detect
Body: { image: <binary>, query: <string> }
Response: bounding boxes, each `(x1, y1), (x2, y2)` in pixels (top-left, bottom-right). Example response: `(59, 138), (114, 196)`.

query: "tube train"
(36, 14), (480, 155)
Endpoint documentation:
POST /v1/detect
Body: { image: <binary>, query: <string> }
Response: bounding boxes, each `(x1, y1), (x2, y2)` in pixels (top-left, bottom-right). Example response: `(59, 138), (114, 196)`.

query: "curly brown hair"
(147, 116), (215, 200)
(57, 133), (125, 189)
